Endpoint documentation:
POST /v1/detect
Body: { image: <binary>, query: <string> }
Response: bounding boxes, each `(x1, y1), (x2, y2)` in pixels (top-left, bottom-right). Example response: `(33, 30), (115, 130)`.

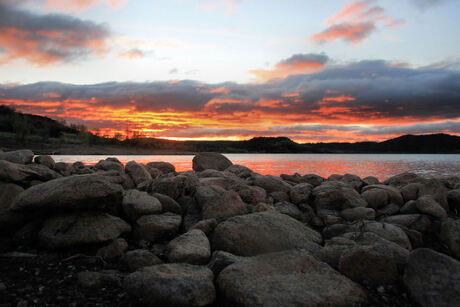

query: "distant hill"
(1, 106), (459, 154)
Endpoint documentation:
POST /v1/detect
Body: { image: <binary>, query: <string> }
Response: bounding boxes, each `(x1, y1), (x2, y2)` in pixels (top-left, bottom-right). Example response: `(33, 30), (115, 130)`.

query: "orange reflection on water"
(51, 154), (460, 181)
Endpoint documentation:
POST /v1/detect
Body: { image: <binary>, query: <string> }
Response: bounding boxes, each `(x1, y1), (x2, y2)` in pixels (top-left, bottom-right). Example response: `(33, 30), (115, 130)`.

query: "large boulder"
(235, 185), (266, 205)
(439, 218), (460, 259)
(151, 192), (182, 214)
(0, 182), (25, 231)
(192, 152), (232, 172)
(415, 195), (447, 220)
(125, 161), (152, 186)
(313, 181), (367, 211)
(11, 174), (123, 212)
(34, 155), (55, 169)
(361, 184), (404, 209)
(217, 250), (367, 307)
(403, 248), (460, 307)
(122, 190), (162, 221)
(122, 249), (163, 272)
(0, 160), (61, 184)
(146, 161), (175, 174)
(212, 211), (322, 256)
(195, 185), (247, 222)
(166, 229), (211, 265)
(39, 212), (131, 248)
(0, 149), (34, 164)
(447, 189), (460, 214)
(135, 213), (182, 242)
(123, 263), (216, 307)
(289, 182), (313, 205)
(249, 174), (292, 194)
(95, 159), (124, 172)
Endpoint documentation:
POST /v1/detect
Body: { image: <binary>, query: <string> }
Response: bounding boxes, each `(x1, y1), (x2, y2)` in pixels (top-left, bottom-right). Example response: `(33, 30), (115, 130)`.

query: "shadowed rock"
(122, 190), (162, 221)
(135, 213), (182, 242)
(123, 263), (216, 307)
(192, 152), (232, 172)
(0, 149), (34, 164)
(166, 229), (211, 265)
(195, 185), (247, 222)
(217, 250), (367, 307)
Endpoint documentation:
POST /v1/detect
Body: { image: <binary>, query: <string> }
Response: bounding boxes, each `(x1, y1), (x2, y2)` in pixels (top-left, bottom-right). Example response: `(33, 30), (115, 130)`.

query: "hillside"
(1, 106), (459, 154)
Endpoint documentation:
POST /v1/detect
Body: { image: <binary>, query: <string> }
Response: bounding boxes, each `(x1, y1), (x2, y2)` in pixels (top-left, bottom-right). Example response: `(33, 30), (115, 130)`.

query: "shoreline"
(1, 149), (459, 306)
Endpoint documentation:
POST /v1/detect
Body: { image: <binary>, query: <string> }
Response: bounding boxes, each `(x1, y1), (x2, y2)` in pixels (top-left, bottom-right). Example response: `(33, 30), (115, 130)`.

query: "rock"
(34, 155), (55, 169)
(192, 152), (232, 172)
(273, 201), (304, 221)
(363, 176), (379, 185)
(150, 177), (180, 199)
(125, 161), (152, 186)
(313, 181), (367, 211)
(217, 250), (367, 307)
(341, 173), (364, 191)
(11, 174), (123, 212)
(190, 218), (217, 235)
(54, 162), (70, 176)
(328, 174), (343, 181)
(0, 149), (34, 164)
(39, 212), (131, 248)
(122, 249), (163, 271)
(96, 238), (128, 259)
(212, 211), (322, 256)
(95, 159), (124, 172)
(151, 192), (182, 214)
(235, 185), (266, 205)
(289, 182), (313, 205)
(77, 270), (122, 288)
(207, 251), (244, 276)
(225, 164), (253, 178)
(403, 248), (460, 307)
(341, 207), (375, 221)
(361, 184), (404, 209)
(324, 221), (412, 250)
(70, 161), (94, 175)
(0, 160), (61, 184)
(122, 190), (162, 221)
(300, 174), (325, 187)
(199, 177), (231, 190)
(268, 191), (289, 202)
(416, 195), (447, 220)
(439, 219), (460, 259)
(323, 215), (344, 225)
(338, 243), (399, 285)
(166, 229), (211, 265)
(147, 161), (175, 174)
(195, 185), (247, 222)
(400, 200), (418, 214)
(383, 214), (432, 233)
(249, 174), (292, 193)
(447, 189), (460, 214)
(123, 263), (216, 307)
(280, 173), (301, 184)
(0, 182), (25, 231)
(376, 203), (401, 217)
(135, 213), (182, 242)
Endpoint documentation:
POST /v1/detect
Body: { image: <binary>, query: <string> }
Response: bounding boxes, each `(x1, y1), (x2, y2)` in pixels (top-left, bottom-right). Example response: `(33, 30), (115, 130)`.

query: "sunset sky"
(0, 0), (459, 142)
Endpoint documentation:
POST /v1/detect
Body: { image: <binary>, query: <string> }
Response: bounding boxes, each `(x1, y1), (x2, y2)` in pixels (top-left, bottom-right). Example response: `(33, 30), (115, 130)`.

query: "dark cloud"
(169, 68), (179, 74)
(279, 53), (329, 66)
(409, 0), (448, 10)
(0, 1), (110, 65)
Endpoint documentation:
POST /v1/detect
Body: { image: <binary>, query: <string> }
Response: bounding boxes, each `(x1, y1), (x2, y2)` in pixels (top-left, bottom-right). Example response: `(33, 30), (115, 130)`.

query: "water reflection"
(51, 154), (460, 181)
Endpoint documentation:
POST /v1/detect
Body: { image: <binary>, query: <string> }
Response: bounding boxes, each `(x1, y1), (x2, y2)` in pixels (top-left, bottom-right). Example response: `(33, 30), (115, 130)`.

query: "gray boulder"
(34, 155), (55, 169)
(225, 164), (253, 178)
(300, 174), (325, 187)
(0, 149), (34, 164)
(123, 263), (216, 307)
(122, 190), (162, 221)
(217, 250), (367, 307)
(439, 218), (460, 259)
(207, 251), (244, 276)
(416, 195), (447, 220)
(195, 185), (247, 222)
(341, 207), (375, 221)
(166, 229), (211, 265)
(249, 174), (292, 194)
(96, 159), (124, 172)
(39, 212), (131, 248)
(313, 181), (367, 211)
(403, 248), (460, 307)
(361, 184), (404, 209)
(447, 189), (460, 213)
(125, 161), (152, 186)
(212, 211), (322, 256)
(11, 174), (123, 212)
(135, 213), (181, 242)
(289, 182), (313, 205)
(192, 152), (232, 171)
(235, 185), (266, 205)
(146, 161), (175, 174)
(0, 160), (61, 184)
(151, 192), (182, 214)
(122, 249), (163, 272)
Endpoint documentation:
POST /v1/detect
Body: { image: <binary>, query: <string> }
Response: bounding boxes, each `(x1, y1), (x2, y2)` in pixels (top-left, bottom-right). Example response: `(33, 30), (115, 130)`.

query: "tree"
(13, 114), (30, 142)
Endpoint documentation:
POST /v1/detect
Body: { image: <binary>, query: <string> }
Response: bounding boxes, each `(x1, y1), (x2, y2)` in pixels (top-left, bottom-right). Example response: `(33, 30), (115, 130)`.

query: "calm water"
(51, 154), (460, 181)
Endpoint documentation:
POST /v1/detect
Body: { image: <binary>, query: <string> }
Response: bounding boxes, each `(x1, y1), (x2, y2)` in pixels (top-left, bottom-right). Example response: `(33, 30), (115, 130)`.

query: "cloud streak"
(310, 0), (405, 44)
(0, 1), (110, 65)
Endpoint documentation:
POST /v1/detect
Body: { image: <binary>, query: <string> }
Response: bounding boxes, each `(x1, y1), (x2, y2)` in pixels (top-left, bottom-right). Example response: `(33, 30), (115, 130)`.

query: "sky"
(0, 0), (459, 142)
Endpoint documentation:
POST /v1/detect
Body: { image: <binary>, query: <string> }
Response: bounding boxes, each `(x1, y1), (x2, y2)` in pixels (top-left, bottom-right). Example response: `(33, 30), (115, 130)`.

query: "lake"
(51, 154), (460, 181)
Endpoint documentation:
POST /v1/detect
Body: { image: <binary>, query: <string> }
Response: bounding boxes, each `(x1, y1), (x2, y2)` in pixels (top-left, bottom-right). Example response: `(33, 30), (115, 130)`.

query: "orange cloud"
(117, 49), (145, 59)
(310, 0), (405, 44)
(44, 0), (127, 12)
(250, 53), (329, 81)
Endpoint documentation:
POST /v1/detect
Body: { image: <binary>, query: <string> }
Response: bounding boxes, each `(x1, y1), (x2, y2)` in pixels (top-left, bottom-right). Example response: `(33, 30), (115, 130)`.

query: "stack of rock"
(0, 149), (459, 306)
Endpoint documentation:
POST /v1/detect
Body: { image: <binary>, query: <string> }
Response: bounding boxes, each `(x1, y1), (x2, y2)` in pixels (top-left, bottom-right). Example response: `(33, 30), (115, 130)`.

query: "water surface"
(52, 154), (460, 181)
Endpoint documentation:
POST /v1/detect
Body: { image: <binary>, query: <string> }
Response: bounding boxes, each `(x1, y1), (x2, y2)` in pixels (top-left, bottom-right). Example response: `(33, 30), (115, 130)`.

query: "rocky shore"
(1, 149), (459, 306)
